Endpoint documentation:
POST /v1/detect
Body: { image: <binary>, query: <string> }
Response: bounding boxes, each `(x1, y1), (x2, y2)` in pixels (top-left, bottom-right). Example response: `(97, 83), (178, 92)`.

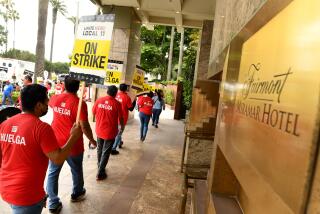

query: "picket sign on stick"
(76, 81), (86, 124)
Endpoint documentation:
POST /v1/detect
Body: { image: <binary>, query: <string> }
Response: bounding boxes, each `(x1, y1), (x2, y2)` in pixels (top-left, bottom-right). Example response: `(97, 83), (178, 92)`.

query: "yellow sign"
(143, 83), (152, 92)
(69, 15), (115, 84)
(217, 0), (320, 213)
(105, 70), (121, 84)
(132, 66), (145, 90)
(71, 40), (110, 70)
(105, 60), (123, 85)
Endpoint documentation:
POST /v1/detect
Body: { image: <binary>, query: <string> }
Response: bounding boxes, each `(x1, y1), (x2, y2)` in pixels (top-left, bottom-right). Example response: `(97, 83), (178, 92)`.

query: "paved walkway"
(0, 109), (185, 214)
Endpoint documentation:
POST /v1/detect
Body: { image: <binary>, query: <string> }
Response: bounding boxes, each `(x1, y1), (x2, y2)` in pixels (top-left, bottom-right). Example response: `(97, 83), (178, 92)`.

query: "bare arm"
(80, 120), (97, 147)
(119, 117), (125, 131)
(46, 123), (82, 165)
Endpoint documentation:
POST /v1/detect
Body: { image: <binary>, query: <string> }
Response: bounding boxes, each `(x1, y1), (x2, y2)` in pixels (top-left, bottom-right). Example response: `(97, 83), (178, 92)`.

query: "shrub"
(164, 89), (175, 106)
(0, 91), (20, 105)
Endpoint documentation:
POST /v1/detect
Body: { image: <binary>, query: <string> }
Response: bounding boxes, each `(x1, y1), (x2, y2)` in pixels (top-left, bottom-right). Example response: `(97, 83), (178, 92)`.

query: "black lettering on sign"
(106, 71), (119, 83)
(84, 42), (97, 54)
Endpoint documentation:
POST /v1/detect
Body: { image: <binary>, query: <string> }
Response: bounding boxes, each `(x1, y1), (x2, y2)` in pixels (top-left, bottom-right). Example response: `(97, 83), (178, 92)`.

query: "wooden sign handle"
(76, 81), (86, 124)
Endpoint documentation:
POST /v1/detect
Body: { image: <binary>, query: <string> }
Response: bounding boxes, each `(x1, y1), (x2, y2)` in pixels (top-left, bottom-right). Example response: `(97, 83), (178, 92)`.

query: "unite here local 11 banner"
(70, 14), (115, 84)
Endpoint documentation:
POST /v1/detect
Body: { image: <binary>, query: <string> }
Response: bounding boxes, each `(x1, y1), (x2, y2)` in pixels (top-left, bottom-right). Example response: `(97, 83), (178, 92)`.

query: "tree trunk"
(34, 0), (49, 82)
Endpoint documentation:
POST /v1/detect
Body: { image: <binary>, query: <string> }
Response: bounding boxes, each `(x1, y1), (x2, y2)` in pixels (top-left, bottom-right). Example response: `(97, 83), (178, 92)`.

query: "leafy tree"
(11, 9), (18, 49)
(140, 26), (173, 80)
(181, 28), (199, 109)
(1, 49), (36, 61)
(67, 16), (77, 34)
(0, 25), (7, 47)
(0, 0), (19, 51)
(49, 0), (67, 77)
(1, 48), (70, 74)
(140, 26), (199, 109)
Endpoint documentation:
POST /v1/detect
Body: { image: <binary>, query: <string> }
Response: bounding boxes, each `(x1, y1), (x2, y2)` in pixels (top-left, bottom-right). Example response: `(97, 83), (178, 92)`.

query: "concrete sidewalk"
(0, 109), (185, 214)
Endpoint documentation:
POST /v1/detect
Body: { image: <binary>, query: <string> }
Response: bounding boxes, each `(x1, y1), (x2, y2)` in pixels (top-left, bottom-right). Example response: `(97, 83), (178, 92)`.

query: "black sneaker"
(71, 189), (86, 202)
(119, 141), (123, 148)
(49, 202), (62, 213)
(111, 150), (119, 155)
(96, 173), (107, 181)
(155, 124), (158, 128)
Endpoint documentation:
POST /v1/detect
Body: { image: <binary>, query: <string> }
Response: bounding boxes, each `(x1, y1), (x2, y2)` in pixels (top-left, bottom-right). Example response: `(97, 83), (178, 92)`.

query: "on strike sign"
(70, 14), (115, 84)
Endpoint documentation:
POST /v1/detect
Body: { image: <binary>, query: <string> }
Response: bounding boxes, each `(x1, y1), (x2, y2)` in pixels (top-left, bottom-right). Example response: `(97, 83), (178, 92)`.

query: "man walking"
(2, 81), (14, 105)
(46, 77), (97, 213)
(93, 85), (124, 180)
(111, 83), (135, 155)
(0, 84), (82, 214)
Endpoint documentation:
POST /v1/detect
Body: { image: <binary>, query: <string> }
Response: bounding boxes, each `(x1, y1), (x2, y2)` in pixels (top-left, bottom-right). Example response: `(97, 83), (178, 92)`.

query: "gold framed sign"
(217, 0), (320, 212)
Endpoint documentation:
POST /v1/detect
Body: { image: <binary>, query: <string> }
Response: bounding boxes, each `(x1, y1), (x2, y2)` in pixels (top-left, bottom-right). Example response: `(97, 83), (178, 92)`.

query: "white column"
(177, 28), (184, 78)
(167, 26), (175, 81)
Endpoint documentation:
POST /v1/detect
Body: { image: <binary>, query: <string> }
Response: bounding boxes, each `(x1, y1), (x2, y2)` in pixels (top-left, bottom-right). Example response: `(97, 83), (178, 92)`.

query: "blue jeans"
(97, 138), (115, 176)
(9, 197), (46, 214)
(46, 153), (84, 209)
(2, 93), (13, 105)
(139, 112), (151, 139)
(152, 109), (162, 125)
(112, 126), (123, 151)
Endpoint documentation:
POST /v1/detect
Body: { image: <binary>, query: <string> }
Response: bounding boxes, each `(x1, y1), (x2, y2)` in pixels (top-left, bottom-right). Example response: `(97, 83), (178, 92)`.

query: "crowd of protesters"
(0, 75), (166, 214)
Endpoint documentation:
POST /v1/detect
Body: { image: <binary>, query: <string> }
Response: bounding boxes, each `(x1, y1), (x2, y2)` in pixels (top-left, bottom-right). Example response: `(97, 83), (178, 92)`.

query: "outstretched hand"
(70, 123), (82, 140)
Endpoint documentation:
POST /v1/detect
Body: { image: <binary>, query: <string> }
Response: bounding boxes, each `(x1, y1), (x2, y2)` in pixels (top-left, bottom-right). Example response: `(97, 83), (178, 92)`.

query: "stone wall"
(209, 0), (267, 65)
(196, 20), (214, 81)
(102, 6), (141, 84)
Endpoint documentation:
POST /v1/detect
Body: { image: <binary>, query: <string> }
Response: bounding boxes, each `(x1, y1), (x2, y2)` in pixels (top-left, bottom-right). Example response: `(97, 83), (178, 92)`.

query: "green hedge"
(0, 91), (20, 104)
(164, 89), (175, 106)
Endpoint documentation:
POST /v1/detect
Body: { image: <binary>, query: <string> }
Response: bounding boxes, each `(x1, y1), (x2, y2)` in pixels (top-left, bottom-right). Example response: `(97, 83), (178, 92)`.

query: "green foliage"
(1, 49), (36, 61)
(0, 0), (19, 50)
(140, 26), (169, 79)
(160, 80), (178, 85)
(164, 89), (174, 106)
(1, 49), (70, 74)
(0, 90), (19, 104)
(140, 26), (199, 109)
(181, 29), (199, 110)
(0, 25), (6, 46)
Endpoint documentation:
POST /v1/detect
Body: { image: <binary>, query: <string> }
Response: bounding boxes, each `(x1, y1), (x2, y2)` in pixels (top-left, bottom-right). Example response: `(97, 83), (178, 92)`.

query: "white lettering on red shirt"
(53, 106), (71, 116)
(98, 103), (113, 110)
(0, 133), (26, 145)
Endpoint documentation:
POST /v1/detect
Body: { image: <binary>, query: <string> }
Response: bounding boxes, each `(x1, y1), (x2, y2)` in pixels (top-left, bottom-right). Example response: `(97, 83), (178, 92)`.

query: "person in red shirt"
(46, 77), (97, 213)
(92, 85), (124, 180)
(54, 80), (65, 95)
(138, 91), (154, 142)
(0, 84), (82, 214)
(111, 83), (136, 155)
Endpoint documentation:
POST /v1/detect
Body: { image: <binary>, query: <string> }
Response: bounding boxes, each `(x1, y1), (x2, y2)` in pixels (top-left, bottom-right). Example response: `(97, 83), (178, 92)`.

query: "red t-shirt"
(138, 96), (154, 115)
(0, 113), (60, 206)
(92, 96), (122, 140)
(49, 93), (88, 156)
(115, 91), (132, 125)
